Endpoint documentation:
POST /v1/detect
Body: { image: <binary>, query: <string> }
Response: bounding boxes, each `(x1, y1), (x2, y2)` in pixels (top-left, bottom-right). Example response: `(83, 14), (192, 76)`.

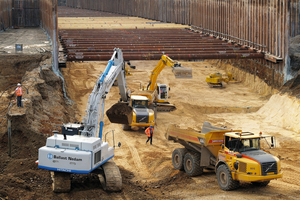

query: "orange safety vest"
(16, 87), (23, 96)
(145, 127), (153, 137)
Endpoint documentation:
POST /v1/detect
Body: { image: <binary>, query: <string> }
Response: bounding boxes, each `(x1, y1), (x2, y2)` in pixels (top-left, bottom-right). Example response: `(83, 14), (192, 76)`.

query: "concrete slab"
(0, 27), (52, 55)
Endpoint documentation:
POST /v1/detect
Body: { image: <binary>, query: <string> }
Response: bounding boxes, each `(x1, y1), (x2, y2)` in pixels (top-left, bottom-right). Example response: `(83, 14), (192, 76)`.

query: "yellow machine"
(121, 95), (155, 130)
(166, 121), (283, 191)
(119, 55), (192, 130)
(206, 72), (237, 88)
(137, 55), (192, 111)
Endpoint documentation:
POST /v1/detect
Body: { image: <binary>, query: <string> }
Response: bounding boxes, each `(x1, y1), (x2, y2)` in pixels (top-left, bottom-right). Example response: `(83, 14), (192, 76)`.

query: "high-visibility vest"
(145, 127), (153, 137)
(16, 87), (23, 96)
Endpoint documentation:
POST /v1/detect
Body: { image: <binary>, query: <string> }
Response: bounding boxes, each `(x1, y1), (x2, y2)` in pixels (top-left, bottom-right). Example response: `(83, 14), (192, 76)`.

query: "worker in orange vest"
(15, 83), (23, 108)
(145, 125), (154, 145)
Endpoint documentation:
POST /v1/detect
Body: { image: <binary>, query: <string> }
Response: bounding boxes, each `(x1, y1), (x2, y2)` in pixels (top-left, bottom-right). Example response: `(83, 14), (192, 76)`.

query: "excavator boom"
(147, 55), (192, 91)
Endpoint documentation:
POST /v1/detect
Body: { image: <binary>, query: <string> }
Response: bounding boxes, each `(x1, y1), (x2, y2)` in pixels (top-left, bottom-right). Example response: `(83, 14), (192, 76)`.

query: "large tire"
(172, 148), (187, 170)
(122, 124), (131, 131)
(183, 152), (203, 177)
(216, 165), (239, 191)
(251, 181), (270, 187)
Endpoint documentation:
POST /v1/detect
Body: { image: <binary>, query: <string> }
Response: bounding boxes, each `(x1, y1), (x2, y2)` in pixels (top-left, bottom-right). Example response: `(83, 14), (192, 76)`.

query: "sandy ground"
(60, 59), (300, 199)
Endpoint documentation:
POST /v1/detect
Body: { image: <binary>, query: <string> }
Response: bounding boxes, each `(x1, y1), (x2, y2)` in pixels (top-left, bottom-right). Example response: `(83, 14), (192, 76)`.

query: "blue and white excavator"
(37, 48), (132, 192)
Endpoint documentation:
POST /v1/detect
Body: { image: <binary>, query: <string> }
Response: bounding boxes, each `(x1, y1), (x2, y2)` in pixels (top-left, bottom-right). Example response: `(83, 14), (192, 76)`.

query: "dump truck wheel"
(183, 153), (203, 176)
(251, 181), (270, 187)
(216, 165), (239, 191)
(122, 124), (131, 130)
(172, 148), (187, 170)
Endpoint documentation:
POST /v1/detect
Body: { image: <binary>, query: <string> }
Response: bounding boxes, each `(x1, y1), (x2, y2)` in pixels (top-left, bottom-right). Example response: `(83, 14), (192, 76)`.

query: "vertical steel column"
(8, 119), (11, 157)
(53, 0), (58, 72)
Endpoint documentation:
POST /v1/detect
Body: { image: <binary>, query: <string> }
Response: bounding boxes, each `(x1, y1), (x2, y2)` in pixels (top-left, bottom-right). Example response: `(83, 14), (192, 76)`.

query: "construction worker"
(145, 125), (154, 145)
(15, 83), (23, 108)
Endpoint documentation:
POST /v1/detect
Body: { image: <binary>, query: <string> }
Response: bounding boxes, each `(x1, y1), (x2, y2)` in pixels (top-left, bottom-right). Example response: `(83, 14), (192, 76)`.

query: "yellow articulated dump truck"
(165, 121), (283, 191)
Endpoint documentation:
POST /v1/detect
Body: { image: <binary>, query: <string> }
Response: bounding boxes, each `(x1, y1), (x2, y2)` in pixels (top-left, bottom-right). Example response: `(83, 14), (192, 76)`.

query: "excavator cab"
(156, 84), (168, 102)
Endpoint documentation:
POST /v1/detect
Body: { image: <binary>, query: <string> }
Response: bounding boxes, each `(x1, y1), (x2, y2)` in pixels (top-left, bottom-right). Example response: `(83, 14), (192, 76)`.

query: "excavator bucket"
(106, 103), (133, 124)
(172, 67), (193, 79)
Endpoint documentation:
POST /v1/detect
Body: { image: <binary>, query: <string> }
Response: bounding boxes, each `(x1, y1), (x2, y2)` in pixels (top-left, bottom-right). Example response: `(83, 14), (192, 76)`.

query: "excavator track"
(98, 159), (122, 192)
(156, 103), (176, 112)
(50, 171), (71, 193)
(207, 82), (224, 88)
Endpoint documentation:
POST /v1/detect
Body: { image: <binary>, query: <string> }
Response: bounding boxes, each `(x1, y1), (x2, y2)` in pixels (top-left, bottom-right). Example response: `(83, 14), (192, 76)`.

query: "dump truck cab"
(122, 95), (155, 130)
(216, 131), (283, 190)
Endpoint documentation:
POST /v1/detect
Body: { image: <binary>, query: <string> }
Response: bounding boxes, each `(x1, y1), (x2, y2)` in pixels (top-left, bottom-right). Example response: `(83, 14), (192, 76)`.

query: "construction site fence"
(66, 0), (300, 79)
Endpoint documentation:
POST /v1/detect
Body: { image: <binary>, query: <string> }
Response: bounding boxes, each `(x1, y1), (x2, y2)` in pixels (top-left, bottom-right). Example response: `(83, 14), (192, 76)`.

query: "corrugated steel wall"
(40, 0), (54, 36)
(40, 0), (58, 70)
(0, 0), (57, 67)
(0, 0), (56, 34)
(66, 0), (300, 84)
(0, 0), (12, 30)
(12, 0), (39, 27)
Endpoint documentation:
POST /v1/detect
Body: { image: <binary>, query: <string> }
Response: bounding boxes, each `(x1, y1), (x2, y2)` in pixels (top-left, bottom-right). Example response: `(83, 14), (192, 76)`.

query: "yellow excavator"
(206, 72), (238, 88)
(112, 55), (192, 131)
(134, 55), (192, 112)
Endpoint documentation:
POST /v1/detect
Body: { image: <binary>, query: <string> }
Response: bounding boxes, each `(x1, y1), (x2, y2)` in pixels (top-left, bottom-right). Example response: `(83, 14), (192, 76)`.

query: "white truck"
(37, 48), (132, 192)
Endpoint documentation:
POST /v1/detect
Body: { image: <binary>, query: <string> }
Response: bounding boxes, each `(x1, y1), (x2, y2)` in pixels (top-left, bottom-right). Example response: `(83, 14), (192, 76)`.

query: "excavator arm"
(38, 49), (127, 192)
(81, 48), (131, 138)
(147, 55), (192, 91)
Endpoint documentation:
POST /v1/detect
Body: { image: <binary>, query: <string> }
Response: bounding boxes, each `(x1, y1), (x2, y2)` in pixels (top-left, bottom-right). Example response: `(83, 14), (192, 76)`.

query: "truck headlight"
(234, 161), (239, 170)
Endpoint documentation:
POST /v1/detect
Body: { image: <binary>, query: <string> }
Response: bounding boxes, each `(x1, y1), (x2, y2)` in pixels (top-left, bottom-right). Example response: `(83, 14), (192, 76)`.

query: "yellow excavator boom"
(147, 55), (192, 91)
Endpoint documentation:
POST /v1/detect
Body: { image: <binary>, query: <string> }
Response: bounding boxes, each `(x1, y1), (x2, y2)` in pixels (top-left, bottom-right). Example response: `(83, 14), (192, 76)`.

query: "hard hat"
(150, 125), (153, 128)
(17, 83), (21, 86)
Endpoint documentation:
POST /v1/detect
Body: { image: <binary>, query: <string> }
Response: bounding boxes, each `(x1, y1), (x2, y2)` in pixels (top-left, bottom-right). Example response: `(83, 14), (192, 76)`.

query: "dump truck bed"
(166, 121), (241, 158)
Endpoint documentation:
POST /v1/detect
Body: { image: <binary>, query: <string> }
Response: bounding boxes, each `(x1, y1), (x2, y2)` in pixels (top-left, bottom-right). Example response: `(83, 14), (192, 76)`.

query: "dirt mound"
(280, 73), (300, 98)
(106, 102), (133, 124)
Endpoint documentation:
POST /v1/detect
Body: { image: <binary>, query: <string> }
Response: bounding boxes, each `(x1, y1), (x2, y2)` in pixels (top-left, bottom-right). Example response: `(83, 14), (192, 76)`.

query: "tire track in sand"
(121, 131), (151, 178)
